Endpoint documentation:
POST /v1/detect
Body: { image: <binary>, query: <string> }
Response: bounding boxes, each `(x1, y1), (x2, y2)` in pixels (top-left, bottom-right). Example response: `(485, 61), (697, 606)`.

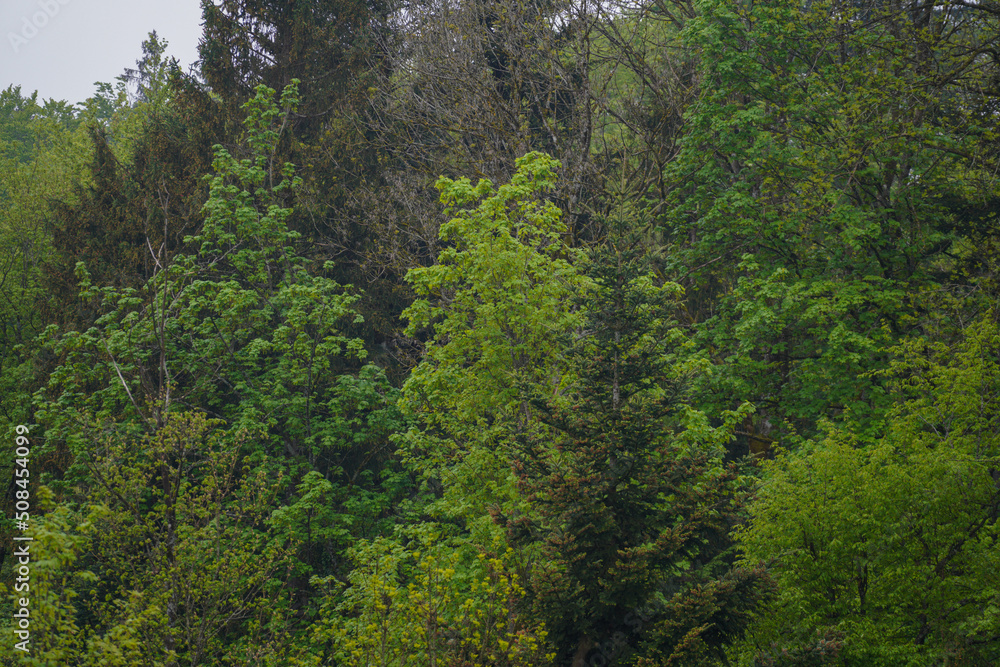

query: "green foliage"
(738, 314), (1000, 665)
(699, 260), (900, 442)
(309, 529), (554, 667)
(333, 151), (598, 666)
(399, 151), (592, 528)
(0, 85), (79, 165)
(24, 80), (408, 662)
(5, 0), (1000, 661)
(0, 92), (94, 556)
(0, 487), (97, 664)
(668, 0), (1000, 439)
(0, 91), (90, 367)
(43, 49), (222, 325)
(37, 80), (366, 460)
(1, 414), (294, 665)
(82, 412), (293, 665)
(502, 216), (770, 665)
(199, 0), (385, 124)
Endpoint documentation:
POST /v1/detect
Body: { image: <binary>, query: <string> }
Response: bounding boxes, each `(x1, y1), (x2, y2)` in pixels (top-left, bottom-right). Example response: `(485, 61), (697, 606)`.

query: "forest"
(1, 0), (999, 664)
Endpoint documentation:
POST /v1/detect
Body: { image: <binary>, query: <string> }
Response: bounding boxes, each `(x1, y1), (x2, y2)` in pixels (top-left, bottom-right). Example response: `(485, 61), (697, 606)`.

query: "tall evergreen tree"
(198, 0), (387, 137)
(43, 31), (227, 328)
(198, 0), (408, 366)
(501, 216), (771, 666)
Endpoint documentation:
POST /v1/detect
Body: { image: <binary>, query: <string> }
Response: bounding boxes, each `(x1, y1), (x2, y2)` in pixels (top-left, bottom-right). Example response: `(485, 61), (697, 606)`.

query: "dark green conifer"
(503, 216), (772, 666)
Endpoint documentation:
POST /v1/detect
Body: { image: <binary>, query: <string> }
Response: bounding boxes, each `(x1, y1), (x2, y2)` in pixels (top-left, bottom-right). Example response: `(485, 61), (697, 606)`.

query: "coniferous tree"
(44, 36), (225, 328)
(198, 0), (408, 365)
(198, 0), (388, 138)
(502, 217), (771, 666)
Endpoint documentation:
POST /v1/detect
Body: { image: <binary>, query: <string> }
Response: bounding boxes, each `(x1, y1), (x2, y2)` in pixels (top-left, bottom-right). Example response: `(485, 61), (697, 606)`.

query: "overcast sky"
(2, 0), (205, 106)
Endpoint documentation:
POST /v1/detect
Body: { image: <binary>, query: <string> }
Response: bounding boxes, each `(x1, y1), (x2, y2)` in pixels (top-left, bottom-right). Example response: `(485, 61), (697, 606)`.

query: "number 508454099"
(14, 425), (30, 524)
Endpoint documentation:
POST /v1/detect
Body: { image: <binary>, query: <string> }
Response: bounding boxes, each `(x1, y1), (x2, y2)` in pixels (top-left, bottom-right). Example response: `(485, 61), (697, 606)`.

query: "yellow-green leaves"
(319, 531), (554, 667)
(400, 152), (591, 524)
(739, 315), (1000, 664)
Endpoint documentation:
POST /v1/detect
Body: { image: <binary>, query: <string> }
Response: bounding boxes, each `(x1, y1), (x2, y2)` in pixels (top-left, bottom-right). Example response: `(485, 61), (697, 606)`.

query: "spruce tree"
(502, 217), (772, 666)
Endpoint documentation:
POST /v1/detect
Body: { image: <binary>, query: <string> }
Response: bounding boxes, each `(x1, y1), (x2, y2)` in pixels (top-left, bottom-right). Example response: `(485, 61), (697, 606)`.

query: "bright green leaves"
(28, 80), (405, 662)
(195, 82), (304, 287)
(241, 79), (301, 166)
(0, 488), (98, 664)
(388, 155), (770, 665)
(322, 153), (587, 665)
(314, 532), (554, 667)
(89, 414), (280, 649)
(270, 471), (352, 576)
(399, 151), (591, 524)
(37, 80), (369, 459)
(700, 261), (901, 439)
(738, 315), (1000, 664)
(83, 412), (292, 665)
(404, 151), (586, 408)
(0, 86), (91, 440)
(0, 414), (293, 666)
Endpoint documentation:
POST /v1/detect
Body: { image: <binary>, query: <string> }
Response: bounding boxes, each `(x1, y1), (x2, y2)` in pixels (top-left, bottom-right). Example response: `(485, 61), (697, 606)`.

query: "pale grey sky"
(1, 0), (205, 105)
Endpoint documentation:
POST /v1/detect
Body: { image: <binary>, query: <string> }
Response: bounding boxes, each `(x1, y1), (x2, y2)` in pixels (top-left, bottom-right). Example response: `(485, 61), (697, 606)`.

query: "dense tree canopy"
(1, 0), (999, 664)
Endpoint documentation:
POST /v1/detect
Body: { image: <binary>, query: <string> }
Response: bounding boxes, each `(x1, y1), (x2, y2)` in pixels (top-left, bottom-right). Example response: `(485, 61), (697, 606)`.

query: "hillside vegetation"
(1, 0), (998, 664)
